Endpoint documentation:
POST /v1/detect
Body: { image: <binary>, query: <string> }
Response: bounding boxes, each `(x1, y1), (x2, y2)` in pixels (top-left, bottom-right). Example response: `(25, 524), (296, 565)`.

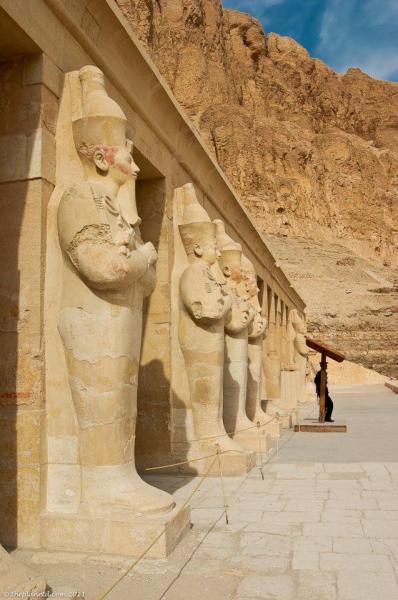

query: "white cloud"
(315, 0), (398, 81)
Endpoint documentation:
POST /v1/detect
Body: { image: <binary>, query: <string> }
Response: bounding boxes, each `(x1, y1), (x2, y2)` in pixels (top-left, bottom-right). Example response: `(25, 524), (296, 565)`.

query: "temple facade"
(0, 0), (307, 567)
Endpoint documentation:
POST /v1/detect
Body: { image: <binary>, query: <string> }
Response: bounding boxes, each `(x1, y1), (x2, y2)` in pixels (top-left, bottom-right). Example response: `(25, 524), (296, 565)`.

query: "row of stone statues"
(54, 65), (314, 522)
(176, 186), (315, 461)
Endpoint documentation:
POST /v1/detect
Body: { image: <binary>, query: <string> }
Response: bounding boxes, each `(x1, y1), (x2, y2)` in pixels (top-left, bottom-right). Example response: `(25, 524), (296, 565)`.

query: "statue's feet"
(264, 400), (288, 417)
(82, 464), (175, 515)
(252, 408), (274, 425)
(201, 432), (247, 456)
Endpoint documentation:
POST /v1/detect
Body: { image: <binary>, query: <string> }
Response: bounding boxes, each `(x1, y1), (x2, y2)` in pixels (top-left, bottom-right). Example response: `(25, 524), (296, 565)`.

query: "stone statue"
(178, 194), (245, 456)
(57, 66), (173, 514)
(290, 309), (310, 404)
(242, 256), (267, 421)
(263, 293), (289, 424)
(214, 221), (258, 449)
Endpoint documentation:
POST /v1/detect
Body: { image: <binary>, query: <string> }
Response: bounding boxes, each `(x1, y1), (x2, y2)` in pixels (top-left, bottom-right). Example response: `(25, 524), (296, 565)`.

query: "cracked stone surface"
(13, 384), (398, 599)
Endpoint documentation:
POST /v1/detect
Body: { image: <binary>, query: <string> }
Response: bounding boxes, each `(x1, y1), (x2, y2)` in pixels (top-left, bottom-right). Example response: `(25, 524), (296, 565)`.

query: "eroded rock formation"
(117, 0), (398, 376)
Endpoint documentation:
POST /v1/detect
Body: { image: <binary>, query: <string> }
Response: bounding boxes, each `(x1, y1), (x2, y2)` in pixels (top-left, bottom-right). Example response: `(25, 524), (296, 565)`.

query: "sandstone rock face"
(117, 0), (398, 376)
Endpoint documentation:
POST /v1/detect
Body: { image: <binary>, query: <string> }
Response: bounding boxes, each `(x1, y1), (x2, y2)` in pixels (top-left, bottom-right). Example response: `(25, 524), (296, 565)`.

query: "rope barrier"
(215, 444), (229, 525)
(145, 416), (279, 472)
(96, 411), (287, 598)
(98, 453), (219, 600)
(256, 421), (265, 480)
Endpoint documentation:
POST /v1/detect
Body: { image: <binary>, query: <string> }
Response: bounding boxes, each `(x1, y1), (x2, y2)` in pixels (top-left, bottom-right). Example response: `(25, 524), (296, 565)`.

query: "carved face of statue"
(194, 239), (218, 265)
(93, 144), (140, 186)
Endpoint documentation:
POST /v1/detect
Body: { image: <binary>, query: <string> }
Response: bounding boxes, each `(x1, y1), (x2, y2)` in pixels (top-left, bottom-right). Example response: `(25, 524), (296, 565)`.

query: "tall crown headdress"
(72, 65), (127, 150)
(214, 220), (242, 269)
(178, 184), (216, 254)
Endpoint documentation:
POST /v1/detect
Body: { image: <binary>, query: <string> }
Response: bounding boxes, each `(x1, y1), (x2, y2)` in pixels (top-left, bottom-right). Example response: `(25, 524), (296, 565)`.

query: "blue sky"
(222, 0), (398, 82)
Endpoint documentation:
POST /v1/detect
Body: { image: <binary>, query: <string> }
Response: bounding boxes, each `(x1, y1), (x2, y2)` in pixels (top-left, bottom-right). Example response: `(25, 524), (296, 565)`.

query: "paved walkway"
(14, 384), (398, 599)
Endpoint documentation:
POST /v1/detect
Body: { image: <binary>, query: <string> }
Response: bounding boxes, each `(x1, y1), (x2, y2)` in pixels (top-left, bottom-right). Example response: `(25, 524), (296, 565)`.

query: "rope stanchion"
(256, 421), (265, 480)
(98, 453), (219, 600)
(215, 444), (229, 525)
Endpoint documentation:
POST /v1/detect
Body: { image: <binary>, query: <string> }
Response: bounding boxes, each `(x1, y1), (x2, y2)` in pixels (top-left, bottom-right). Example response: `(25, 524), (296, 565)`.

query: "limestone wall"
(0, 54), (58, 548)
(0, 0), (305, 551)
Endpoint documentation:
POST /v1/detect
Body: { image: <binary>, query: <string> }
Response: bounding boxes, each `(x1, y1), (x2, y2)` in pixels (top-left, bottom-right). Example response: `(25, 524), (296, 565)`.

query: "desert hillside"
(117, 0), (398, 377)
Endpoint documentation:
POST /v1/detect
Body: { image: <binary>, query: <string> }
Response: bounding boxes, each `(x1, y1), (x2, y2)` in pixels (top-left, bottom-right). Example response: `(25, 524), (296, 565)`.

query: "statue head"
(179, 192), (217, 265)
(72, 66), (140, 188)
(241, 255), (260, 300)
(214, 220), (243, 283)
(290, 309), (307, 335)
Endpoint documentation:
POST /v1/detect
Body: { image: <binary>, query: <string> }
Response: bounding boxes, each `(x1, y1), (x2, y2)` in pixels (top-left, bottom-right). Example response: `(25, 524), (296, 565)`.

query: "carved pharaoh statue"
(241, 256), (268, 422)
(57, 65), (173, 514)
(214, 221), (258, 449)
(290, 309), (310, 404)
(178, 194), (245, 455)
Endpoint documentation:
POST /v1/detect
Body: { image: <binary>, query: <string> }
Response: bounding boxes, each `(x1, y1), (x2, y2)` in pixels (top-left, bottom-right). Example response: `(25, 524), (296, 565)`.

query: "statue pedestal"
(40, 503), (190, 558)
(169, 440), (256, 476)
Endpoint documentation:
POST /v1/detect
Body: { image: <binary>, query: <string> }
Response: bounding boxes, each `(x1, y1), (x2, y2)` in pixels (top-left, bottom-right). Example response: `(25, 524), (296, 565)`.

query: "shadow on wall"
(138, 359), (196, 494)
(135, 175), (196, 490)
(0, 57), (41, 549)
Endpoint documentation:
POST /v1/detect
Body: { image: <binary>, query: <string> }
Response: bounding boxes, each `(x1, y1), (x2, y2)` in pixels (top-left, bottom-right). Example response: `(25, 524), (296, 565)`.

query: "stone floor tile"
(297, 570), (336, 600)
(303, 522), (363, 538)
(324, 463), (365, 473)
(337, 571), (398, 600)
(240, 532), (291, 557)
(360, 463), (389, 475)
(236, 574), (295, 599)
(325, 498), (377, 510)
(265, 511), (320, 523)
(162, 573), (239, 600)
(293, 535), (332, 553)
(363, 519), (398, 538)
(379, 497), (398, 510)
(226, 554), (290, 574)
(320, 552), (393, 572)
(246, 521), (296, 536)
(284, 500), (324, 512)
(332, 537), (372, 554)
(321, 509), (361, 523)
(227, 509), (263, 523)
(259, 499), (287, 512)
(292, 550), (319, 570)
(363, 510), (398, 520)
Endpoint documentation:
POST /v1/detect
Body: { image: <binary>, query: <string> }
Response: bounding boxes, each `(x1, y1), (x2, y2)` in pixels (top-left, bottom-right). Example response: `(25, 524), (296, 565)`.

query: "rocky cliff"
(117, 0), (398, 377)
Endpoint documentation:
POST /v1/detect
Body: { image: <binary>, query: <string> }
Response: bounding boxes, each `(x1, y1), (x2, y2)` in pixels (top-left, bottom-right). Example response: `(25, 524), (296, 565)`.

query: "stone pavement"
(13, 384), (398, 599)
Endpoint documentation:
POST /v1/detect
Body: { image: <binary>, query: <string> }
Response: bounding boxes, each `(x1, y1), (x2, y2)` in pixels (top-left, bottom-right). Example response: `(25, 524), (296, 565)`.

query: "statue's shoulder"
(181, 261), (209, 280)
(59, 181), (92, 206)
(58, 182), (105, 249)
